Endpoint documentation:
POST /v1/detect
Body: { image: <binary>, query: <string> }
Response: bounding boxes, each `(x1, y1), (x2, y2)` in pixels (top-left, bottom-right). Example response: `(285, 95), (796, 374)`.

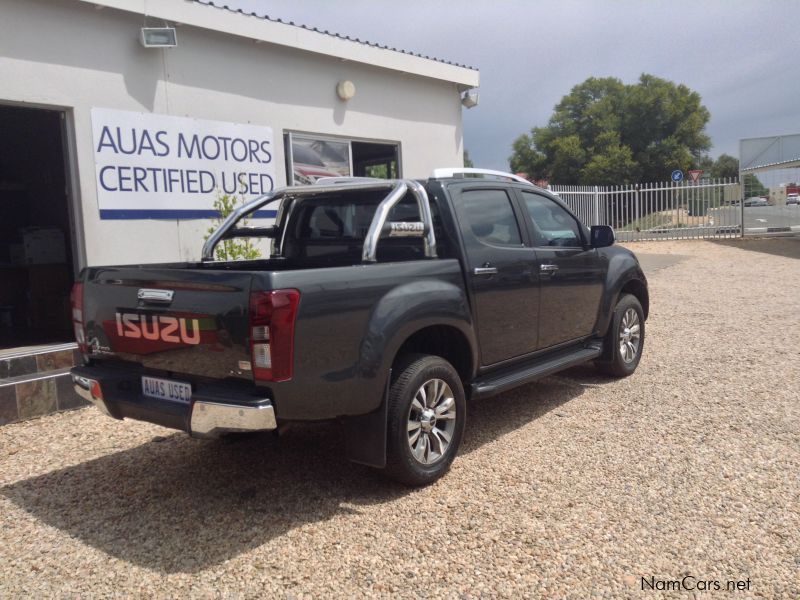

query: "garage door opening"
(0, 105), (76, 351)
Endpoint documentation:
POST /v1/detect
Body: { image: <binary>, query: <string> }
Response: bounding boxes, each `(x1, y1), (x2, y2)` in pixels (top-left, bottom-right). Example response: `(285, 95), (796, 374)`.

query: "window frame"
(514, 189), (589, 249)
(284, 131), (402, 185)
(456, 186), (529, 250)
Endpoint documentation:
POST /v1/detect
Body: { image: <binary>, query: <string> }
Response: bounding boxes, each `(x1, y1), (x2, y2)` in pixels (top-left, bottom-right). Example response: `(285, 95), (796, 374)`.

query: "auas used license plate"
(141, 376), (192, 403)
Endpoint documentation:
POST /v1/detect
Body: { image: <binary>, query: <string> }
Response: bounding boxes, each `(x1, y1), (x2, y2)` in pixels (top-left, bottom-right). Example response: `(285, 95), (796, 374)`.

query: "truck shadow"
(2, 368), (599, 574)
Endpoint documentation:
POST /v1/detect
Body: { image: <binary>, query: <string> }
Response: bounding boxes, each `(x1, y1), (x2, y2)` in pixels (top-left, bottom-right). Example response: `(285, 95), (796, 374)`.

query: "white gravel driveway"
(1, 238), (798, 598)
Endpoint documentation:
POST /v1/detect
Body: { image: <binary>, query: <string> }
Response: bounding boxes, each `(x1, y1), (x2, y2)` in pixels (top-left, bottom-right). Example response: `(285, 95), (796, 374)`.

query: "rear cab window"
(282, 190), (436, 263)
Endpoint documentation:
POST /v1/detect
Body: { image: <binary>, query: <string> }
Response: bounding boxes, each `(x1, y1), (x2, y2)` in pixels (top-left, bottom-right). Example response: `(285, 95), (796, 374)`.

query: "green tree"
(550, 135), (586, 183)
(463, 150), (474, 168)
(580, 132), (638, 183)
(203, 191), (262, 261)
(685, 154), (742, 214)
(710, 154), (739, 179)
(696, 155), (715, 172)
(509, 74), (711, 184)
(742, 173), (768, 198)
(508, 133), (546, 178)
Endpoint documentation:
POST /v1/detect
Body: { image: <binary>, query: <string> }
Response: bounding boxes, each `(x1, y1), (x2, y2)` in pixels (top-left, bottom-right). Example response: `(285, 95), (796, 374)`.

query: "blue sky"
(225, 0), (800, 170)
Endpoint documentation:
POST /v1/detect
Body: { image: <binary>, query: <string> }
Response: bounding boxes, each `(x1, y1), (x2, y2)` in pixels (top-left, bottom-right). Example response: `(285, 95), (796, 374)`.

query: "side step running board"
(470, 345), (602, 400)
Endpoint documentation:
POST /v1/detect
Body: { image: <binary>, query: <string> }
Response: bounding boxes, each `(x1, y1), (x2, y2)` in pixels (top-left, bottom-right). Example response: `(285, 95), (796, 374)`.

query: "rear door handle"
(540, 264), (559, 273)
(473, 266), (498, 276)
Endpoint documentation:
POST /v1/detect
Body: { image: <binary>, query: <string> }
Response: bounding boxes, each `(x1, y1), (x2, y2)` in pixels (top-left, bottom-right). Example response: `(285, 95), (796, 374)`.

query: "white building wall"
(0, 0), (466, 266)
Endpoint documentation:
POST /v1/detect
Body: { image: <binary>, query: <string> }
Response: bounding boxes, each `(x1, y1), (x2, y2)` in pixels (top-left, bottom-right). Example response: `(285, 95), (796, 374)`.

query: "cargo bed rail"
(201, 180), (437, 263)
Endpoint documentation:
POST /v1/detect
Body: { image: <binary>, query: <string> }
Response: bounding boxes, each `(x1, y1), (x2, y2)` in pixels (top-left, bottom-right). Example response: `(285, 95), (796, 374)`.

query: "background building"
(0, 0), (478, 354)
(0, 0), (477, 423)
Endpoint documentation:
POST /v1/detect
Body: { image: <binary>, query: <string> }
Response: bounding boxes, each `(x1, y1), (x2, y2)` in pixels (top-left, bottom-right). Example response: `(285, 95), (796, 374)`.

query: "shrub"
(204, 191), (262, 261)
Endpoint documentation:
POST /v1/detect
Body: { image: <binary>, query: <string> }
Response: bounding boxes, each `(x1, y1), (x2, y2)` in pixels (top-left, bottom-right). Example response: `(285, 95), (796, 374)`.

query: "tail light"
(249, 289), (300, 382)
(90, 379), (104, 401)
(70, 282), (88, 353)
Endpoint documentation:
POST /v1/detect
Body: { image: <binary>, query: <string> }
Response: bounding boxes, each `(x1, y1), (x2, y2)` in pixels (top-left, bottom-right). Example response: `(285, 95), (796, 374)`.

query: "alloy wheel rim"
(618, 307), (641, 364)
(407, 378), (457, 465)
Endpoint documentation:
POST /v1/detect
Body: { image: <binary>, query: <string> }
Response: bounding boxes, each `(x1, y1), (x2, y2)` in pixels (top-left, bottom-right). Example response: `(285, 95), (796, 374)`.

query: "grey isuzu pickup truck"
(70, 168), (648, 485)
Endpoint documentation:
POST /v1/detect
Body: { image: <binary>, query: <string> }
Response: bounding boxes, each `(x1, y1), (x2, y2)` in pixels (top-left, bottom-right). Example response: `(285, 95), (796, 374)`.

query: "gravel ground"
(1, 238), (799, 598)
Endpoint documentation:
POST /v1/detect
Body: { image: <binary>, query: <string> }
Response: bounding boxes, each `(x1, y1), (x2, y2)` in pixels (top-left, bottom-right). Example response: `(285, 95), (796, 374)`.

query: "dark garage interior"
(352, 141), (399, 179)
(0, 105), (76, 350)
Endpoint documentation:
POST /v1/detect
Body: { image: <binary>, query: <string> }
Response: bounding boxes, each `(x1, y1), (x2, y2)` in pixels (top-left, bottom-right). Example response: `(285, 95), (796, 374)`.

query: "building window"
(285, 133), (399, 185)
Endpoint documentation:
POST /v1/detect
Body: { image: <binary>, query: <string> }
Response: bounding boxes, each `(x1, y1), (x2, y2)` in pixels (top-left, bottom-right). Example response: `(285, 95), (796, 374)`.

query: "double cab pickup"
(71, 169), (648, 485)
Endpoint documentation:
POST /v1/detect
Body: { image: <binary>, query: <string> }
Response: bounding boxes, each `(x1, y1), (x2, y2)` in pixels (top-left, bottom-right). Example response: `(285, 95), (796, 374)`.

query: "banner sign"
(91, 108), (276, 219)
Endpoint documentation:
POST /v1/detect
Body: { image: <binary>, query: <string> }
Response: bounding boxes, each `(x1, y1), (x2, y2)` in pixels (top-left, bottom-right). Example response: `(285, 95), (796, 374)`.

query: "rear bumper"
(71, 365), (277, 437)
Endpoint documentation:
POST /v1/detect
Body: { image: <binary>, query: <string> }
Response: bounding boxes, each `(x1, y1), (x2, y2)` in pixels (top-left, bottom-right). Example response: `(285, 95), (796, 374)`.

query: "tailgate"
(81, 265), (255, 381)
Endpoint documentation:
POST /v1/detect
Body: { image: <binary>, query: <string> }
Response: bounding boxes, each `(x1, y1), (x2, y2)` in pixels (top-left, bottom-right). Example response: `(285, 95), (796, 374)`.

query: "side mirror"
(590, 225), (615, 248)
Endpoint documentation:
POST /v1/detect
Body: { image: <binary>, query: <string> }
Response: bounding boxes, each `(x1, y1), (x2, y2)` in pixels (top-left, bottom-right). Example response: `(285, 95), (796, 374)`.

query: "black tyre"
(384, 354), (466, 486)
(595, 294), (645, 377)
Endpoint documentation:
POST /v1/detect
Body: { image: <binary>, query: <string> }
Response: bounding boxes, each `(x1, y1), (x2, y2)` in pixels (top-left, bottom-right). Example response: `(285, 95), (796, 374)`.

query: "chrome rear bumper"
(190, 400), (277, 437)
(72, 372), (277, 437)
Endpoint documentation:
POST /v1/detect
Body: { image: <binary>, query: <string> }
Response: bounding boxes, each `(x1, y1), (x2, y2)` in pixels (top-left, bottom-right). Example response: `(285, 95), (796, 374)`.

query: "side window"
(460, 189), (523, 247)
(521, 192), (583, 247)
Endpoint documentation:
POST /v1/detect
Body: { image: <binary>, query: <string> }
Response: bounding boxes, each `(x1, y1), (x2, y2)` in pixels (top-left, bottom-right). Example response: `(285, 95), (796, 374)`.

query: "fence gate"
(550, 179), (742, 241)
(740, 134), (800, 236)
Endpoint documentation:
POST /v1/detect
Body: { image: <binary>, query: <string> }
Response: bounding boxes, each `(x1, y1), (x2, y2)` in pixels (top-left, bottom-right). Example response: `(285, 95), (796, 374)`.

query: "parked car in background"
(743, 197), (769, 207)
(786, 193), (799, 206)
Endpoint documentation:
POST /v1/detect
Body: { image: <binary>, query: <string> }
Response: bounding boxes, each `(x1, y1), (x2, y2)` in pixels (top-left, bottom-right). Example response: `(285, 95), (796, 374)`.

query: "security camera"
(461, 89), (479, 109)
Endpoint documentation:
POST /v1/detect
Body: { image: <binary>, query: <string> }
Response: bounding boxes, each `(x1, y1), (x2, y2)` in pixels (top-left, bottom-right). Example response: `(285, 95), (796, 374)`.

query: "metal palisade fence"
(550, 179), (742, 241)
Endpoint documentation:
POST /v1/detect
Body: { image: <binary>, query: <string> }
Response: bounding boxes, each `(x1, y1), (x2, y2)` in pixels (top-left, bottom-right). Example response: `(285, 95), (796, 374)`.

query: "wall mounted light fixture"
(140, 27), (178, 48)
(337, 80), (356, 101)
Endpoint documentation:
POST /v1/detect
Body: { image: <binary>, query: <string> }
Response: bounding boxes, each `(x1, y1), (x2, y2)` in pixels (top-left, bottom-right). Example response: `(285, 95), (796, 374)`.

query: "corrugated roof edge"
(740, 159), (800, 173)
(192, 0), (478, 72)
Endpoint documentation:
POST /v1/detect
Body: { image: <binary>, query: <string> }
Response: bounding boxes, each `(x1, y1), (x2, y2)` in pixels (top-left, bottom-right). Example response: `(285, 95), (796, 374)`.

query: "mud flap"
(342, 371), (390, 468)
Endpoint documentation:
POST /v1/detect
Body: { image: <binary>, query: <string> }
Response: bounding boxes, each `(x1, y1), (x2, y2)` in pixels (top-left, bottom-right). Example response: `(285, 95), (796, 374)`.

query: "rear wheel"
(384, 354), (466, 486)
(596, 294), (645, 377)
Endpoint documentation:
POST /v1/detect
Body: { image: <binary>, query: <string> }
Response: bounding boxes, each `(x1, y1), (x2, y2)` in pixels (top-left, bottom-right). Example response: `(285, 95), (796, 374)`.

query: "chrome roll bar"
(408, 179), (437, 259)
(361, 181), (409, 263)
(201, 179), (437, 263)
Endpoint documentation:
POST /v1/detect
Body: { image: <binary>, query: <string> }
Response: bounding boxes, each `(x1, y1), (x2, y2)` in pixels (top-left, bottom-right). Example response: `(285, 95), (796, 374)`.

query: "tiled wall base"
(0, 345), (88, 426)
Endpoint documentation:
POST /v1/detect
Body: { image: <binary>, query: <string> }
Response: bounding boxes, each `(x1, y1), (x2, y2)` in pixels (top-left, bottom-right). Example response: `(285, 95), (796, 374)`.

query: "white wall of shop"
(0, 0), (470, 266)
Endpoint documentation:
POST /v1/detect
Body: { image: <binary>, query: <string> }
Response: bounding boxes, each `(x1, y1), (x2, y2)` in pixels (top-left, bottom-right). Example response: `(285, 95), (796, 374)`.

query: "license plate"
(141, 376), (192, 403)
